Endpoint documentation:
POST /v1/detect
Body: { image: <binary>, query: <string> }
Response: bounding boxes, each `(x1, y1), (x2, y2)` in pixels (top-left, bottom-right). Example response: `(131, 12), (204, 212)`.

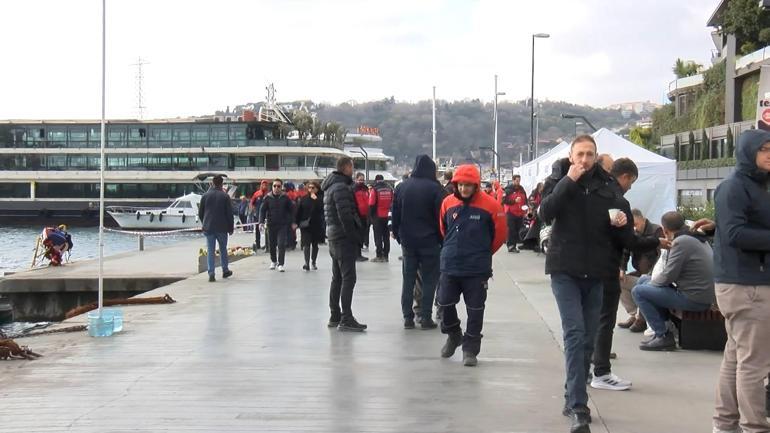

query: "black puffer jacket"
(539, 159), (634, 279)
(391, 155), (446, 249)
(714, 129), (770, 285)
(258, 192), (294, 227)
(322, 171), (361, 243)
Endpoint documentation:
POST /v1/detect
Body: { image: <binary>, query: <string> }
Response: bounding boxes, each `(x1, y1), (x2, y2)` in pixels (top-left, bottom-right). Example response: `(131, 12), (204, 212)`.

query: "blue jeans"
(401, 245), (441, 321)
(551, 273), (603, 410)
(205, 232), (229, 277)
(632, 275), (710, 337)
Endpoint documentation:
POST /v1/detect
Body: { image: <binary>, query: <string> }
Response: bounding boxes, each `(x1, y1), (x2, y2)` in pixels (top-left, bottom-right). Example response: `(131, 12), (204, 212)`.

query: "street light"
(530, 32), (550, 162)
(575, 121), (583, 137)
(493, 74), (506, 176)
(561, 113), (597, 132)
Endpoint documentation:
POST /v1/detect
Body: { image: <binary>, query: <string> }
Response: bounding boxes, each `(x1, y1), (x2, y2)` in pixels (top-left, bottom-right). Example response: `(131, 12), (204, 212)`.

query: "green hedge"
(677, 157), (736, 170)
(678, 201), (716, 221)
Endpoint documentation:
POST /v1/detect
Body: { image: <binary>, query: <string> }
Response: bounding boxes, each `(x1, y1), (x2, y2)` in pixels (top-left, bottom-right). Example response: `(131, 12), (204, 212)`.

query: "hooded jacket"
(439, 164), (507, 278)
(714, 129), (770, 285)
(539, 157), (634, 279)
(322, 171), (361, 243)
(391, 155), (446, 249)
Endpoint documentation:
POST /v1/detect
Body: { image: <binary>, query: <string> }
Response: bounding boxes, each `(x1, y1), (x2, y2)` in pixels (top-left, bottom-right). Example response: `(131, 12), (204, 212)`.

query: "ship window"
(0, 183), (30, 198)
(281, 155), (303, 167)
(68, 155), (88, 169)
(173, 126), (191, 146)
(254, 155), (265, 167)
(128, 127), (148, 144)
(175, 200), (192, 209)
(210, 126), (229, 147)
(48, 155), (67, 169)
(107, 126), (127, 148)
(127, 155), (146, 169)
(235, 156), (252, 168)
(107, 156), (127, 169)
(89, 126), (102, 146)
(149, 126), (172, 148)
(68, 127), (88, 148)
(266, 154), (279, 170)
(191, 126), (209, 146)
(47, 127), (67, 145)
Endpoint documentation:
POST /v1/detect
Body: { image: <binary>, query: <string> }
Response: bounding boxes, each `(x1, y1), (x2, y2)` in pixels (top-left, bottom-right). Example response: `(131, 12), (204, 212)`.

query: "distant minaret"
(131, 57), (149, 119)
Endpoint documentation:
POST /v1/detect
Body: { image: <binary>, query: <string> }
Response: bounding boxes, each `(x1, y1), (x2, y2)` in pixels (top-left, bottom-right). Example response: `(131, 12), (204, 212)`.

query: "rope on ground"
(64, 294), (176, 319)
(15, 325), (87, 339)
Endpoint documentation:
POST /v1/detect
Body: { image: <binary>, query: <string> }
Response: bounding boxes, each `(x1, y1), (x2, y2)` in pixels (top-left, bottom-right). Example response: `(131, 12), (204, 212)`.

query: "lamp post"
(530, 33), (550, 161)
(575, 121), (583, 138)
(561, 113), (597, 132)
(493, 75), (506, 176)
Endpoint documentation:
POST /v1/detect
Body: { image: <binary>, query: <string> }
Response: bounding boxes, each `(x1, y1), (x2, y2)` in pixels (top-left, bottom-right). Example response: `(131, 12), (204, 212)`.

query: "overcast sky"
(0, 0), (718, 119)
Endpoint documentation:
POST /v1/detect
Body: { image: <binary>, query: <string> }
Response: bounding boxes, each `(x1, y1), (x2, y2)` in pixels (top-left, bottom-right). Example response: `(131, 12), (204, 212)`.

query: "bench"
(669, 308), (727, 351)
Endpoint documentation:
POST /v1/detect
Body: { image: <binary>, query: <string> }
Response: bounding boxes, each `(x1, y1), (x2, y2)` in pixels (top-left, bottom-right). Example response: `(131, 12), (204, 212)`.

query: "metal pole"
(432, 86), (436, 161)
(494, 74), (499, 175)
(530, 36), (535, 162)
(535, 110), (540, 158)
(98, 0), (106, 317)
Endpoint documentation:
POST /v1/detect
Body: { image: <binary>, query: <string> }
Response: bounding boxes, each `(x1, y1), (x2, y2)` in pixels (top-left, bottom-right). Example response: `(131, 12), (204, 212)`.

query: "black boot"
(441, 332), (462, 358)
(462, 351), (478, 367)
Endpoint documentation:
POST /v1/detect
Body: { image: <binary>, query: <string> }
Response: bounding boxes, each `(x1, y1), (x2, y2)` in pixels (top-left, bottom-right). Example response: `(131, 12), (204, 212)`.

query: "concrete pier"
(0, 240), (724, 432)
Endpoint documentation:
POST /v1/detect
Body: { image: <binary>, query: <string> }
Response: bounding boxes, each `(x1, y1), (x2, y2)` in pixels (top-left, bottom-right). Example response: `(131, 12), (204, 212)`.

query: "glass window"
(88, 126), (102, 147)
(191, 126), (209, 146)
(230, 125), (247, 146)
(88, 156), (102, 169)
(281, 155), (302, 167)
(47, 127), (67, 146)
(210, 126), (228, 147)
(128, 127), (148, 147)
(68, 155), (88, 169)
(127, 155), (146, 169)
(173, 126), (191, 147)
(48, 155), (67, 169)
(235, 156), (252, 168)
(207, 155), (228, 169)
(107, 126), (127, 148)
(149, 126), (172, 148)
(107, 155), (127, 170)
(0, 183), (30, 198)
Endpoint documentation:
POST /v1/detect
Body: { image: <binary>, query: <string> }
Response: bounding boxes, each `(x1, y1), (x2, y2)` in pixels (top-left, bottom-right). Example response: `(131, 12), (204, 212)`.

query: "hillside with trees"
(244, 98), (636, 164)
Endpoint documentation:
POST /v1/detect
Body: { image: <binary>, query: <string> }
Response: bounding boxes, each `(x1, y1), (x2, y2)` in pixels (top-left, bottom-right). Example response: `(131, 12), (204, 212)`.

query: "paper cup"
(608, 208), (620, 220)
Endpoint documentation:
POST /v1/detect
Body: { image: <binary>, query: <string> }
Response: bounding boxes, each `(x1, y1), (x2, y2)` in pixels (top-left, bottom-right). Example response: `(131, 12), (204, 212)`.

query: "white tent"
(514, 128), (677, 224)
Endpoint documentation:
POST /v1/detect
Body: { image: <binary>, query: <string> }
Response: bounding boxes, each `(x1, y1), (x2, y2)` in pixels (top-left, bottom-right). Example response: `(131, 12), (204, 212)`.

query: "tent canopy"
(514, 128), (677, 224)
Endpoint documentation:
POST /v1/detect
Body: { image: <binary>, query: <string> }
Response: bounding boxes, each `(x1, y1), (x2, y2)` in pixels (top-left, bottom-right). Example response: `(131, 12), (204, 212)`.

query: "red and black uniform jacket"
(439, 191), (507, 278)
(368, 181), (393, 220)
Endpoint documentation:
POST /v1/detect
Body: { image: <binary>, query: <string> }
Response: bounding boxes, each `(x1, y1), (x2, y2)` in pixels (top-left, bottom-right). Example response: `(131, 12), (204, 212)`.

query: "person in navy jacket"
(437, 164), (507, 367)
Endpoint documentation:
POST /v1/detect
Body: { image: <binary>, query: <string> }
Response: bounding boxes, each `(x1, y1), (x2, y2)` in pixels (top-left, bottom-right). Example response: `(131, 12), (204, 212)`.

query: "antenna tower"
(131, 57), (149, 119)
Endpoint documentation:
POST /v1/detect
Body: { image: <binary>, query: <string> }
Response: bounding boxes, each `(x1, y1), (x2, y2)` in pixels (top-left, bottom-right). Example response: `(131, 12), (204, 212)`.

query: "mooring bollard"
(138, 234), (144, 251)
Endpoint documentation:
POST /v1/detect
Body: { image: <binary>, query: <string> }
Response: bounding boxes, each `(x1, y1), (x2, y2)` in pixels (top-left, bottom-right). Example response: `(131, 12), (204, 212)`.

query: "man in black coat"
(258, 179), (296, 272)
(199, 175), (234, 282)
(391, 155), (445, 329)
(322, 156), (367, 332)
(538, 135), (633, 433)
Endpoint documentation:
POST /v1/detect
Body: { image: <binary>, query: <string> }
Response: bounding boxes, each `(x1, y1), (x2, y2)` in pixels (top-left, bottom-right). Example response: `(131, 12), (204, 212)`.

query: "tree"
(674, 135), (682, 161)
(629, 126), (654, 150)
(673, 58), (701, 78)
(701, 129), (709, 160)
(722, 0), (770, 55)
(726, 127), (735, 157)
(688, 131), (696, 161)
(290, 110), (313, 141)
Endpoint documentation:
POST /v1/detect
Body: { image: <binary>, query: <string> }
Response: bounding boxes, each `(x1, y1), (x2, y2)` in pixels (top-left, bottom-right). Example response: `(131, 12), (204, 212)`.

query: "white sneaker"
(643, 326), (655, 337)
(278, 265), (285, 272)
(590, 373), (632, 391)
(269, 262), (276, 270)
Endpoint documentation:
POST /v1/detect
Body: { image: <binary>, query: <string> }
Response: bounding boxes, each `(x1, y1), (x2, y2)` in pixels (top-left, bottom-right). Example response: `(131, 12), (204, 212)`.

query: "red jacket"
(250, 188), (268, 206)
(353, 183), (370, 218)
(368, 182), (393, 219)
(503, 186), (528, 217)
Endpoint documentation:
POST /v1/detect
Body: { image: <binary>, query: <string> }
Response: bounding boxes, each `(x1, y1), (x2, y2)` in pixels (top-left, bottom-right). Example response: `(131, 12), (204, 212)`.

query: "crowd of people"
(198, 130), (770, 433)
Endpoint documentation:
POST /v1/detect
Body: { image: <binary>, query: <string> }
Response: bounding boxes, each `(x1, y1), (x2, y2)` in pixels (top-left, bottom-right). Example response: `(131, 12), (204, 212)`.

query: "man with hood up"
(712, 129), (770, 433)
(321, 156), (367, 332)
(392, 155), (446, 329)
(437, 164), (507, 367)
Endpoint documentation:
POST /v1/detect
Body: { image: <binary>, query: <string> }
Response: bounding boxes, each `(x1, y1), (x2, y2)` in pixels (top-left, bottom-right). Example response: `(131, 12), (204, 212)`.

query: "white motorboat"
(107, 193), (202, 230)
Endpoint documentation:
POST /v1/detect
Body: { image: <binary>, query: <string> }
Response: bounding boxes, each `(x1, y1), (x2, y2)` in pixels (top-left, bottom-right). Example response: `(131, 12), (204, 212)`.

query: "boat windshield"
(172, 200), (193, 209)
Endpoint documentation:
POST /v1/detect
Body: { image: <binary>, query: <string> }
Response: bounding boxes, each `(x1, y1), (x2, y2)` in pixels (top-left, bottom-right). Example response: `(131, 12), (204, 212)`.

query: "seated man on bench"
(631, 211), (715, 351)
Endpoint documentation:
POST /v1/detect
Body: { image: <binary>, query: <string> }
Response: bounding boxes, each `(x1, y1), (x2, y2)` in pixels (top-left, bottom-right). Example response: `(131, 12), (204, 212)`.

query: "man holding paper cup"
(539, 135), (634, 433)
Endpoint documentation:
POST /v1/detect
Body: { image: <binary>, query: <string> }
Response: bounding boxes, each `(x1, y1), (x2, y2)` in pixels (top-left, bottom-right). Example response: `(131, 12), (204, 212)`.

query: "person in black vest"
(258, 178), (295, 272)
(295, 181), (324, 271)
(322, 156), (367, 332)
(199, 175), (234, 282)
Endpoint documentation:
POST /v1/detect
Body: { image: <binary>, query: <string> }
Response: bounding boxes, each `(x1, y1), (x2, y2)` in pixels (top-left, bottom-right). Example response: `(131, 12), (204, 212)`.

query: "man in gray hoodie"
(711, 129), (770, 433)
(631, 211), (714, 351)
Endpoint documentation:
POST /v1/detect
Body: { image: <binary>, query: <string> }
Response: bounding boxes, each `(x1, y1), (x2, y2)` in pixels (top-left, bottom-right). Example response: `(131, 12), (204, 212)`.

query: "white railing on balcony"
(668, 74), (704, 94)
(736, 46), (770, 70)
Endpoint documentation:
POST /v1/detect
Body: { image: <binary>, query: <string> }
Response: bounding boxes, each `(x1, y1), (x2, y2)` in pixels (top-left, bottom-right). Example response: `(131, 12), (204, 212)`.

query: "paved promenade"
(0, 238), (723, 432)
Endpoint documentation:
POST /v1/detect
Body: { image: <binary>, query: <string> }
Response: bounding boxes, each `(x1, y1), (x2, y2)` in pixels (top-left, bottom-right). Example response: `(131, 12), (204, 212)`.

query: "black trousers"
(437, 274), (488, 355)
(592, 276), (621, 377)
(301, 229), (320, 266)
(372, 217), (390, 258)
(268, 224), (287, 265)
(506, 214), (524, 247)
(329, 239), (358, 322)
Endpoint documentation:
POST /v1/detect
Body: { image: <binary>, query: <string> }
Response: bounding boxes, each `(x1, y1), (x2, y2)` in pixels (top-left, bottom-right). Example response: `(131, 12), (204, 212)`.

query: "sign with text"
(756, 65), (770, 131)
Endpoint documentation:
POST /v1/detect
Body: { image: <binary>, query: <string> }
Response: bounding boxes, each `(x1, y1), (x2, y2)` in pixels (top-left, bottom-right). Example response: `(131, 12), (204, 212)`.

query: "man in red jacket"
(503, 175), (528, 253)
(250, 180), (270, 251)
(368, 174), (393, 262)
(437, 164), (507, 366)
(353, 172), (370, 261)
